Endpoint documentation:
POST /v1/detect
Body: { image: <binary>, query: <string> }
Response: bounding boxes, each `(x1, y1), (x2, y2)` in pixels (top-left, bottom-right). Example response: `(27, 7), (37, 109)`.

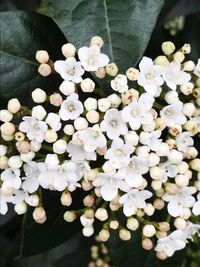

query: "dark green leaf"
(44, 0), (164, 72)
(0, 11), (66, 99)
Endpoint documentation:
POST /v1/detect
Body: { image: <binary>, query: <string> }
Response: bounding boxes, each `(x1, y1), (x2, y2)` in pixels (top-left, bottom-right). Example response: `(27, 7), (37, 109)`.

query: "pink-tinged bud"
(95, 208), (108, 221)
(96, 146), (107, 155)
(33, 207), (47, 224)
(17, 141), (30, 154)
(50, 93), (63, 106)
(142, 238), (153, 250)
(83, 195), (94, 207)
(38, 63), (51, 77)
(156, 252), (168, 260)
(60, 191), (72, 206)
(99, 229), (110, 242)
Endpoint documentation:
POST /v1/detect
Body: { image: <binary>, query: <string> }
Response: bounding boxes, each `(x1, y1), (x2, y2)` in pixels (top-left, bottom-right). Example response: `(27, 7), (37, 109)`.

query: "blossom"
(192, 195), (200, 216)
(0, 188), (13, 215)
(176, 131), (194, 152)
(22, 161), (42, 193)
(67, 141), (96, 162)
(119, 189), (152, 216)
(162, 62), (191, 90)
(139, 130), (162, 151)
(100, 108), (128, 140)
(78, 45), (109, 71)
(1, 168), (21, 193)
(59, 93), (83, 121)
(159, 161), (178, 183)
(137, 57), (164, 96)
(93, 172), (129, 201)
(160, 101), (186, 128)
(162, 186), (197, 217)
(19, 116), (47, 143)
(105, 138), (133, 169)
(111, 74), (128, 93)
(121, 94), (154, 130)
(54, 57), (84, 83)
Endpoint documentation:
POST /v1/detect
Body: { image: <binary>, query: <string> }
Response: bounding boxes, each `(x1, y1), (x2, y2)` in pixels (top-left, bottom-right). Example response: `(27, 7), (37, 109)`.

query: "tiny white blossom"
(139, 130), (162, 151)
(1, 168), (21, 193)
(192, 195), (200, 216)
(111, 74), (128, 93)
(0, 188), (13, 215)
(22, 161), (42, 193)
(159, 161), (178, 183)
(176, 132), (194, 152)
(67, 141), (96, 162)
(54, 57), (85, 83)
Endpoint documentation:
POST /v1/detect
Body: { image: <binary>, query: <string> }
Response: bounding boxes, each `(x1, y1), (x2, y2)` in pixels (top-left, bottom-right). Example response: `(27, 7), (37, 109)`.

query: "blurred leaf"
(44, 0), (164, 73)
(0, 11), (66, 99)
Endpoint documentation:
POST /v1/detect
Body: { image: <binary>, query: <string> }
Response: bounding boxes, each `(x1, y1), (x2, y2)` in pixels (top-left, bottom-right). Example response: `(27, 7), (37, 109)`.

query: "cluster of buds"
(0, 37), (200, 260)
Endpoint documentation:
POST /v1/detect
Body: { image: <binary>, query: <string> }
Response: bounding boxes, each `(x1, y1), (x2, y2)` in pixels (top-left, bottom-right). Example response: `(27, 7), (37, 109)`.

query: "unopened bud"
(33, 207), (46, 224)
(61, 43), (76, 58)
(38, 63), (51, 76)
(35, 50), (49, 63)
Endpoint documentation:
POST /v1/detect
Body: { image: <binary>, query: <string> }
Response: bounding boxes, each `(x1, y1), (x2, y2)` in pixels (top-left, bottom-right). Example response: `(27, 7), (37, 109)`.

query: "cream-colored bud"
(1, 133), (14, 141)
(193, 87), (200, 98)
(180, 82), (194, 95)
(157, 222), (170, 232)
(0, 109), (13, 122)
(168, 149), (183, 164)
(183, 120), (198, 135)
(86, 110), (99, 123)
(81, 78), (95, 93)
(35, 50), (49, 63)
(181, 44), (191, 54)
(1, 122), (15, 135)
(50, 93), (63, 106)
(74, 117), (88, 130)
(164, 91), (178, 104)
(90, 36), (104, 48)
(173, 51), (185, 63)
(119, 229), (131, 241)
(109, 220), (119, 230)
(95, 67), (106, 79)
(165, 183), (178, 195)
(174, 217), (187, 229)
(107, 93), (121, 107)
(33, 207), (46, 224)
(185, 147), (198, 159)
(151, 180), (162, 190)
(153, 199), (165, 210)
(95, 208), (108, 221)
(106, 63), (118, 76)
(17, 141), (30, 154)
(183, 103), (195, 117)
(98, 98), (111, 112)
(15, 132), (25, 141)
(175, 174), (189, 187)
(14, 201), (27, 215)
(155, 118), (166, 131)
(126, 217), (139, 231)
(44, 130), (58, 143)
(82, 226), (94, 237)
(142, 238), (153, 250)
(156, 252), (168, 260)
(0, 156), (8, 169)
(63, 124), (74, 135)
(8, 155), (22, 169)
(154, 55), (169, 66)
(180, 208), (191, 220)
(60, 191), (72, 206)
(83, 195), (94, 207)
(99, 229), (110, 242)
(59, 80), (75, 96)
(148, 153), (160, 167)
(136, 209), (145, 217)
(190, 159), (200, 171)
(63, 211), (76, 222)
(143, 225), (156, 238)
(38, 63), (51, 76)
(84, 98), (98, 111)
(150, 166), (164, 180)
(183, 60), (195, 71)
(82, 180), (93, 191)
(126, 67), (139, 81)
(161, 41), (175, 55)
(31, 88), (47, 103)
(85, 169), (98, 182)
(177, 161), (189, 174)
(61, 43), (76, 58)
(144, 203), (155, 216)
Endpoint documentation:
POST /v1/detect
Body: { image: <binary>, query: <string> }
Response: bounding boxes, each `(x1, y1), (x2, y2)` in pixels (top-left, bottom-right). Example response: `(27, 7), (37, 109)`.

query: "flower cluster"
(0, 37), (200, 260)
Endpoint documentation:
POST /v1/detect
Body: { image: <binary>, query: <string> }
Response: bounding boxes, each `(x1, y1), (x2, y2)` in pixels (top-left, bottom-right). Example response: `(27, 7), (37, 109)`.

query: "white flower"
(121, 94), (154, 130)
(46, 113), (61, 131)
(159, 161), (178, 183)
(176, 132), (194, 152)
(19, 116), (47, 143)
(78, 45), (109, 71)
(100, 108), (128, 140)
(22, 161), (42, 193)
(78, 125), (107, 152)
(193, 195), (200, 216)
(59, 93), (83, 121)
(54, 57), (84, 83)
(160, 101), (186, 128)
(193, 58), (200, 77)
(1, 168), (21, 193)
(119, 189), (152, 217)
(105, 138), (133, 169)
(139, 130), (162, 151)
(111, 74), (128, 93)
(137, 57), (163, 96)
(162, 62), (191, 90)
(67, 141), (96, 162)
(162, 186), (197, 217)
(118, 156), (149, 187)
(0, 188), (13, 215)
(93, 172), (129, 201)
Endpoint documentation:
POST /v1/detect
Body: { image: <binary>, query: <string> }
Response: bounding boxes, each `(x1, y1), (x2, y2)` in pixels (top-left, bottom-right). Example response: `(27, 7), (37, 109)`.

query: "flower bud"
(164, 91), (178, 104)
(95, 67), (106, 79)
(14, 201), (27, 215)
(173, 51), (185, 63)
(32, 105), (46, 121)
(185, 147), (198, 159)
(155, 118), (166, 131)
(107, 93), (121, 107)
(183, 103), (195, 117)
(44, 130), (58, 143)
(142, 238), (153, 250)
(183, 120), (198, 135)
(63, 211), (76, 222)
(98, 98), (111, 112)
(190, 159), (200, 171)
(83, 195), (94, 207)
(20, 151), (35, 162)
(61, 191), (72, 206)
(181, 44), (191, 54)
(38, 63), (51, 76)
(74, 117), (88, 130)
(59, 81), (75, 96)
(175, 174), (189, 187)
(151, 180), (162, 190)
(180, 208), (191, 220)
(157, 222), (170, 232)
(86, 110), (99, 123)
(174, 217), (186, 229)
(193, 87), (200, 98)
(1, 122), (15, 135)
(119, 229), (131, 241)
(30, 140), (41, 152)
(144, 203), (155, 216)
(26, 194), (39, 207)
(99, 229), (110, 242)
(154, 56), (169, 66)
(148, 153), (160, 167)
(33, 207), (47, 224)
(177, 161), (188, 174)
(183, 60), (195, 71)
(95, 208), (108, 221)
(126, 217), (139, 231)
(165, 182), (178, 195)
(109, 220), (119, 230)
(31, 88), (47, 103)
(153, 199), (165, 210)
(50, 93), (63, 106)
(167, 149), (183, 164)
(82, 180), (93, 191)
(124, 131), (139, 146)
(126, 67), (139, 81)
(8, 155), (22, 168)
(135, 146), (150, 157)
(81, 78), (95, 93)
(106, 63), (118, 76)
(85, 169), (98, 182)
(82, 226), (94, 237)
(1, 133), (14, 141)
(0, 109), (13, 122)
(15, 132), (25, 141)
(53, 139), (67, 154)
(90, 36), (104, 48)
(161, 41), (175, 55)
(156, 252), (168, 260)
(17, 141), (30, 154)
(63, 124), (74, 135)
(0, 156), (8, 169)
(61, 43), (76, 58)
(150, 166), (163, 180)
(80, 214), (94, 227)
(35, 50), (49, 63)
(143, 224), (156, 237)
(180, 82), (194, 95)
(0, 145), (7, 157)
(84, 98), (98, 111)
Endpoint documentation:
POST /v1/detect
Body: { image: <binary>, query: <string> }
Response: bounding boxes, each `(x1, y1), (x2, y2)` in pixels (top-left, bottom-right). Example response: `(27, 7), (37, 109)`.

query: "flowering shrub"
(1, 33), (200, 264)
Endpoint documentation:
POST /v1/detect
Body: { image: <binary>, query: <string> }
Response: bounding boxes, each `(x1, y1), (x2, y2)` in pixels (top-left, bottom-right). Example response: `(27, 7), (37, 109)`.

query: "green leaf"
(107, 229), (185, 267)
(44, 0), (164, 72)
(0, 11), (66, 99)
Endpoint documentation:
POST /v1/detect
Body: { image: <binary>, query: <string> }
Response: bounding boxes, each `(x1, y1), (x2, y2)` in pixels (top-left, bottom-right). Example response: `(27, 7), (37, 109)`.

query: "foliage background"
(0, 0), (200, 266)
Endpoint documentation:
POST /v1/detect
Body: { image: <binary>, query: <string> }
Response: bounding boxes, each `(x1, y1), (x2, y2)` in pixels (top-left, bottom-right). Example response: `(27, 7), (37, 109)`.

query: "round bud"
(26, 194), (39, 207)
(33, 207), (47, 224)
(95, 67), (106, 79)
(126, 217), (139, 231)
(150, 166), (164, 180)
(32, 105), (46, 120)
(142, 121), (156, 132)
(107, 93), (121, 107)
(82, 180), (93, 191)
(157, 222), (170, 232)
(173, 51), (185, 63)
(81, 78), (95, 93)
(144, 203), (155, 216)
(183, 120), (198, 135)
(38, 63), (51, 76)
(185, 147), (198, 159)
(143, 225), (156, 238)
(80, 214), (94, 227)
(15, 132), (25, 142)
(0, 156), (8, 169)
(148, 153), (160, 167)
(86, 110), (99, 123)
(8, 155), (22, 169)
(180, 207), (191, 220)
(142, 238), (153, 250)
(124, 131), (139, 146)
(155, 118), (166, 131)
(0, 145), (7, 157)
(32, 88), (47, 103)
(165, 183), (178, 195)
(99, 229), (110, 242)
(98, 98), (111, 112)
(74, 117), (88, 130)
(190, 159), (200, 171)
(151, 180), (162, 190)
(177, 161), (189, 174)
(63, 211), (76, 222)
(63, 124), (74, 136)
(106, 63), (118, 76)
(0, 109), (13, 122)
(50, 93), (63, 106)
(85, 169), (98, 182)
(109, 220), (119, 230)
(126, 67), (139, 81)
(1, 134), (14, 141)
(182, 103), (195, 117)
(95, 208), (108, 221)
(154, 56), (169, 66)
(119, 229), (131, 241)
(30, 140), (41, 152)
(59, 81), (75, 96)
(83, 195), (94, 207)
(61, 43), (76, 58)
(61, 191), (72, 206)
(175, 174), (189, 187)
(121, 89), (139, 105)
(174, 217), (187, 229)
(180, 82), (194, 95)
(167, 149), (183, 164)
(82, 226), (94, 237)
(90, 36), (104, 48)
(161, 41), (175, 55)
(156, 252), (168, 260)
(153, 199), (165, 210)
(84, 97), (98, 111)
(14, 201), (27, 215)
(35, 50), (49, 63)
(53, 139), (67, 154)
(135, 146), (150, 157)
(1, 122), (15, 135)
(17, 141), (30, 154)
(164, 91), (178, 104)
(44, 130), (58, 143)
(181, 44), (191, 54)
(20, 151), (35, 163)
(183, 60), (195, 71)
